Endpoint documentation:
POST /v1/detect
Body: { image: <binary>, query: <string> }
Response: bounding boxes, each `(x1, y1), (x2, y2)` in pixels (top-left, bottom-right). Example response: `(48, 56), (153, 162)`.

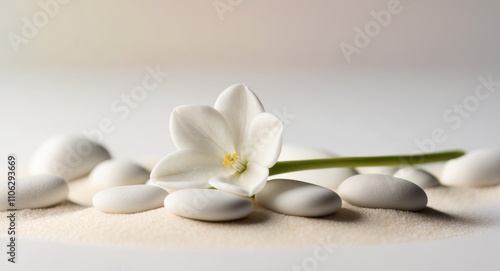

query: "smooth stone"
(270, 145), (358, 190)
(88, 159), (150, 186)
(338, 174), (427, 211)
(30, 135), (111, 181)
(93, 185), (168, 214)
(256, 179), (342, 217)
(356, 166), (399, 175)
(418, 162), (446, 180)
(393, 167), (440, 188)
(0, 175), (68, 211)
(164, 189), (253, 222)
(441, 149), (500, 187)
(67, 160), (150, 207)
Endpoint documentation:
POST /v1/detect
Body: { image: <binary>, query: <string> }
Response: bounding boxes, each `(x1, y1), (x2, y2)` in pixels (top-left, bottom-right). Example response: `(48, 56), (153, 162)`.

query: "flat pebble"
(256, 179), (342, 217)
(68, 160), (150, 206)
(30, 135), (111, 181)
(441, 149), (500, 187)
(164, 189), (253, 222)
(88, 160), (150, 186)
(393, 167), (440, 188)
(93, 185), (168, 214)
(356, 166), (399, 175)
(0, 175), (68, 211)
(270, 145), (358, 190)
(418, 162), (446, 180)
(338, 174), (427, 211)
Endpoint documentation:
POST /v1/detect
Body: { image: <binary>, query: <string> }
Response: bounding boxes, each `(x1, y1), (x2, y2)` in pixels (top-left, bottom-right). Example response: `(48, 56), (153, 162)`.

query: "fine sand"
(1, 185), (500, 249)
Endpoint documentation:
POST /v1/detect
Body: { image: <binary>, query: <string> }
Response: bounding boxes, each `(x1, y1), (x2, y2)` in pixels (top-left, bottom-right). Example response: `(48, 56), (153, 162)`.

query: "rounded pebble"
(0, 175), (68, 211)
(338, 174), (427, 211)
(270, 145), (358, 190)
(164, 189), (253, 222)
(441, 149), (500, 187)
(88, 160), (150, 186)
(356, 166), (399, 175)
(256, 179), (342, 217)
(393, 167), (440, 188)
(67, 160), (150, 206)
(418, 162), (446, 180)
(30, 135), (111, 181)
(93, 185), (168, 214)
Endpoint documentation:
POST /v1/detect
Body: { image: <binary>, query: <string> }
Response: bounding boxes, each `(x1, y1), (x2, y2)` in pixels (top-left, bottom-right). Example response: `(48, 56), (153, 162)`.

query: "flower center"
(223, 152), (246, 172)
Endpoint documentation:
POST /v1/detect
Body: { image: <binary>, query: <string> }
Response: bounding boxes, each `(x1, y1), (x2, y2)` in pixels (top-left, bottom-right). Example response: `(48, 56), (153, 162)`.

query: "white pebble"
(256, 179), (342, 217)
(393, 167), (440, 188)
(30, 135), (111, 181)
(356, 166), (399, 175)
(270, 145), (358, 190)
(68, 160), (150, 206)
(0, 175), (68, 211)
(93, 185), (168, 214)
(88, 160), (150, 186)
(441, 149), (500, 187)
(338, 174), (427, 211)
(164, 189), (253, 222)
(418, 162), (446, 180)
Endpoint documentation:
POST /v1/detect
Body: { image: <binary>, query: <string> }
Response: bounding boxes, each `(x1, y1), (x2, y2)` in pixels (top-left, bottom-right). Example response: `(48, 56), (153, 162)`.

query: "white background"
(1, 0), (499, 270)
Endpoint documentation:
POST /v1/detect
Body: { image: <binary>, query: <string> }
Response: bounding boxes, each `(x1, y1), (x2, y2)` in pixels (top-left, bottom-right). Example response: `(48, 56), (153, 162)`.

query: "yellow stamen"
(223, 153), (239, 167)
(223, 152), (246, 172)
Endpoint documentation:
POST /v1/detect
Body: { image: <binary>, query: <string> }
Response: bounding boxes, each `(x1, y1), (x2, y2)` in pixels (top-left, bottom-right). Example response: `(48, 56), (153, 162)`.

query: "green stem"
(269, 150), (465, 176)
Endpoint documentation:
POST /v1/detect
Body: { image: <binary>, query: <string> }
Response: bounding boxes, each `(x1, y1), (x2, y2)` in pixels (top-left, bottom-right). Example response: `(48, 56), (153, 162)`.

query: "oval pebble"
(418, 162), (446, 180)
(393, 167), (440, 188)
(88, 160), (150, 186)
(256, 179), (342, 217)
(164, 189), (253, 222)
(68, 160), (150, 206)
(93, 185), (168, 214)
(441, 149), (500, 187)
(357, 166), (399, 175)
(270, 145), (358, 190)
(338, 174), (427, 211)
(30, 135), (111, 181)
(0, 175), (68, 211)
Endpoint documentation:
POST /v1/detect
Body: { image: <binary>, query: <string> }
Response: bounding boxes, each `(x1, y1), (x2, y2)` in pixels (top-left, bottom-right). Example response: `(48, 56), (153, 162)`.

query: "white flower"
(151, 83), (283, 196)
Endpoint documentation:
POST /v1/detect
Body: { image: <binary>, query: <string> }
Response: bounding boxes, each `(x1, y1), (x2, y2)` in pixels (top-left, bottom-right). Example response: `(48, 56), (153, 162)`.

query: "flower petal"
(214, 83), (265, 152)
(242, 112), (283, 168)
(209, 162), (269, 196)
(151, 150), (232, 190)
(170, 105), (235, 157)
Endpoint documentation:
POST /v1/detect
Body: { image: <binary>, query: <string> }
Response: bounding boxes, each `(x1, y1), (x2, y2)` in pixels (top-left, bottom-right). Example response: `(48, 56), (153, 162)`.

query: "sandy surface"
(1, 185), (499, 249)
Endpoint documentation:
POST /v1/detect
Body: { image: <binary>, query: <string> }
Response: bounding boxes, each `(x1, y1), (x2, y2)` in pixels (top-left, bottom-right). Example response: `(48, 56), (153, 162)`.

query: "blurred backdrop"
(1, 0), (499, 162)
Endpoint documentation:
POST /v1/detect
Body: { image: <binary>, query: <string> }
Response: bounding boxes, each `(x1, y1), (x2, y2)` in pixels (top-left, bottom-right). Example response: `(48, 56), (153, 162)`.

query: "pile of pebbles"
(2, 135), (500, 222)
